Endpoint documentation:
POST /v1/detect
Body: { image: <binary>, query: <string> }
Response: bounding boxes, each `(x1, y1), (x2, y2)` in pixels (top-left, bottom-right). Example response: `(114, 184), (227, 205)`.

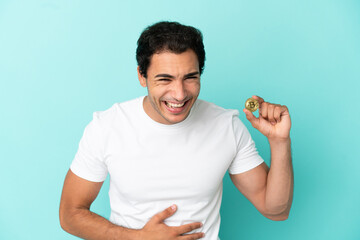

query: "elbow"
(262, 205), (291, 221)
(60, 220), (69, 233)
(265, 212), (289, 221)
(59, 204), (89, 234)
(59, 205), (75, 233)
(59, 208), (69, 232)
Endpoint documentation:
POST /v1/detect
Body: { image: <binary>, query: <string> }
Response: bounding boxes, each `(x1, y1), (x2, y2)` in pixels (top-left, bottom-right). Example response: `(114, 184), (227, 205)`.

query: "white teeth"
(166, 101), (185, 108)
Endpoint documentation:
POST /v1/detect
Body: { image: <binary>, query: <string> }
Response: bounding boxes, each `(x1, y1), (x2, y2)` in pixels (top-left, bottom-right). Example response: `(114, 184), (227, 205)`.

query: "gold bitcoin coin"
(245, 98), (259, 112)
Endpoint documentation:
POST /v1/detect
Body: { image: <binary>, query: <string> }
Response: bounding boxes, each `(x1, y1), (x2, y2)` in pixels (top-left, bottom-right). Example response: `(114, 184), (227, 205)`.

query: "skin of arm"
(229, 95), (294, 221)
(230, 138), (293, 220)
(59, 170), (141, 240)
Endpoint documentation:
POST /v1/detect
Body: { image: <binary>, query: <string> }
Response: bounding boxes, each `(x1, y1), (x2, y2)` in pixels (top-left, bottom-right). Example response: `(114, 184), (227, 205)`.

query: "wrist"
(110, 225), (142, 240)
(268, 137), (291, 146)
(134, 229), (143, 240)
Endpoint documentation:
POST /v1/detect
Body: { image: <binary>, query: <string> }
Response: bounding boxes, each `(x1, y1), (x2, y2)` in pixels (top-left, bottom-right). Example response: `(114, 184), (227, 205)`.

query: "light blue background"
(1, 0), (359, 239)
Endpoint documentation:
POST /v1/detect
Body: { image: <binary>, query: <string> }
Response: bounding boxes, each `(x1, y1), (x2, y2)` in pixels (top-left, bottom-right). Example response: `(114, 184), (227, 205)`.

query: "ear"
(137, 66), (147, 87)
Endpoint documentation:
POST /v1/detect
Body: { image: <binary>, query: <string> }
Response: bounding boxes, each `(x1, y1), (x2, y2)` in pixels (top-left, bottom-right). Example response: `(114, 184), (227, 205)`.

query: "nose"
(171, 80), (187, 102)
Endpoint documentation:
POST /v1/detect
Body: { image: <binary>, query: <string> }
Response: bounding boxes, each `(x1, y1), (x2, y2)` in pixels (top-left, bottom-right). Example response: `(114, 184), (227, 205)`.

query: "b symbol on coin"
(245, 98), (259, 112)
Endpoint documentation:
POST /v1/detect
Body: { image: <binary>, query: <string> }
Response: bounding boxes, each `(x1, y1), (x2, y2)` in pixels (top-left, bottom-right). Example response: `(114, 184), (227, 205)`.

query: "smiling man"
(60, 21), (294, 240)
(139, 49), (200, 125)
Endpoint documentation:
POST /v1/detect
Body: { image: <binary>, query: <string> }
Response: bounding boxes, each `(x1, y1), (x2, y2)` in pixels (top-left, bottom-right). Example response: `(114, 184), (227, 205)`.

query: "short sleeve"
(70, 112), (108, 182)
(228, 112), (264, 174)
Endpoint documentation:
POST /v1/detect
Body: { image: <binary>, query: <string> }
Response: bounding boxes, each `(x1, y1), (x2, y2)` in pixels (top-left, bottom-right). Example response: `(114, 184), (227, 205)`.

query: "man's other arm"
(59, 169), (140, 240)
(59, 170), (204, 239)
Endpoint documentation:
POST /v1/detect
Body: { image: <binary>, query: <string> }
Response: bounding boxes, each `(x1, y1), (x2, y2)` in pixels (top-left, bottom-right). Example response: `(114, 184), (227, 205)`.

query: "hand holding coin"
(243, 95), (291, 141)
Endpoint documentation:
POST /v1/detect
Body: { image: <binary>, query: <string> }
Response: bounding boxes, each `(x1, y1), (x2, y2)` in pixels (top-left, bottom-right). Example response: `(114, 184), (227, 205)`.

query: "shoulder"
(195, 99), (240, 121)
(92, 96), (142, 125)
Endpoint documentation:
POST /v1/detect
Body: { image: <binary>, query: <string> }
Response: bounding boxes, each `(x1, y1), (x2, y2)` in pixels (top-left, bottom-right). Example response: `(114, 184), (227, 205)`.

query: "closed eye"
(185, 76), (199, 80)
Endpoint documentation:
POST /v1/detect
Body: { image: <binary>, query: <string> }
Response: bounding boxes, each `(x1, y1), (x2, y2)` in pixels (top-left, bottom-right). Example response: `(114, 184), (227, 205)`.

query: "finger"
(274, 105), (282, 123)
(152, 204), (177, 223)
(252, 95), (265, 105)
(174, 222), (203, 235)
(281, 105), (289, 115)
(243, 109), (259, 129)
(259, 102), (268, 119)
(267, 104), (276, 124)
(179, 232), (205, 240)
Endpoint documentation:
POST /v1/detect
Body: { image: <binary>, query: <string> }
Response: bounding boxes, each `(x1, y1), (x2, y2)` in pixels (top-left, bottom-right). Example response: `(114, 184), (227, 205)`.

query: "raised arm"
(230, 96), (293, 221)
(230, 141), (293, 221)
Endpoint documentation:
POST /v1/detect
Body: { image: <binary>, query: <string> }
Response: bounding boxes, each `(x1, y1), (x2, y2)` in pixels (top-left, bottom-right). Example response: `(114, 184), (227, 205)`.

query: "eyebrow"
(154, 71), (200, 79)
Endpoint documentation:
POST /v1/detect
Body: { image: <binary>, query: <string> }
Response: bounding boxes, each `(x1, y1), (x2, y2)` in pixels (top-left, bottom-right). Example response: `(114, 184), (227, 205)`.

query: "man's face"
(138, 49), (201, 125)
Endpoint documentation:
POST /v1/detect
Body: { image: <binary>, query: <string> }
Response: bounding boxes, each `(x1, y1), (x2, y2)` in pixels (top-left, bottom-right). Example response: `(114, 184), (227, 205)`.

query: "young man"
(59, 21), (293, 240)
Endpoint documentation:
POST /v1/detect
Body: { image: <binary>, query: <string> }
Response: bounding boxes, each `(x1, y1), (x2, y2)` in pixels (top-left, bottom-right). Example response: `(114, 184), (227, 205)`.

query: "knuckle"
(191, 223), (199, 231)
(182, 225), (191, 233)
(189, 224), (196, 231)
(183, 235), (195, 240)
(169, 230), (178, 238)
(192, 233), (204, 239)
(152, 215), (160, 222)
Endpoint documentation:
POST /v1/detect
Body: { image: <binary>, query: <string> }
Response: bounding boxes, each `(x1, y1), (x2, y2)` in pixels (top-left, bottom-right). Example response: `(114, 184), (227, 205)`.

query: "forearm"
(60, 208), (140, 240)
(265, 138), (294, 217)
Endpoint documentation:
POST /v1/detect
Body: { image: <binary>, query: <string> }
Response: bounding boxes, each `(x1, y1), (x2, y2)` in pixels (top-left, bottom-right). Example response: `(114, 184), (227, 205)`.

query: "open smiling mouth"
(163, 99), (190, 113)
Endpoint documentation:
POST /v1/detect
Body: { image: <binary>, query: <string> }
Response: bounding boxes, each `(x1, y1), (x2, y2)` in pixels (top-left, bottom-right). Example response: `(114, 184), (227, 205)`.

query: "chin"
(169, 117), (187, 124)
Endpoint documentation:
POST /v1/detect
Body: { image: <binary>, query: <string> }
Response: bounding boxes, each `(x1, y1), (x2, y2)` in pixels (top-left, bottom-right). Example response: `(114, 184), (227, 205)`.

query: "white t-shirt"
(70, 96), (264, 240)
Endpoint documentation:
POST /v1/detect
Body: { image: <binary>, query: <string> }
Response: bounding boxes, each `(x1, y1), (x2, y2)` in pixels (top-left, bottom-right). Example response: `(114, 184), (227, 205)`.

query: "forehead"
(148, 49), (199, 75)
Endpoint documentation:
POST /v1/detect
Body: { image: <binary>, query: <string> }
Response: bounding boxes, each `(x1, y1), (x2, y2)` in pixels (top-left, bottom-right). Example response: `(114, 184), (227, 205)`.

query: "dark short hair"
(136, 21), (206, 78)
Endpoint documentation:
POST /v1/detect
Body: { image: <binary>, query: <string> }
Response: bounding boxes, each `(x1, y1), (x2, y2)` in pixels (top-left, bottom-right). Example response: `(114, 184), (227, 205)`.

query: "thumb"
(152, 204), (177, 223)
(243, 109), (259, 129)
